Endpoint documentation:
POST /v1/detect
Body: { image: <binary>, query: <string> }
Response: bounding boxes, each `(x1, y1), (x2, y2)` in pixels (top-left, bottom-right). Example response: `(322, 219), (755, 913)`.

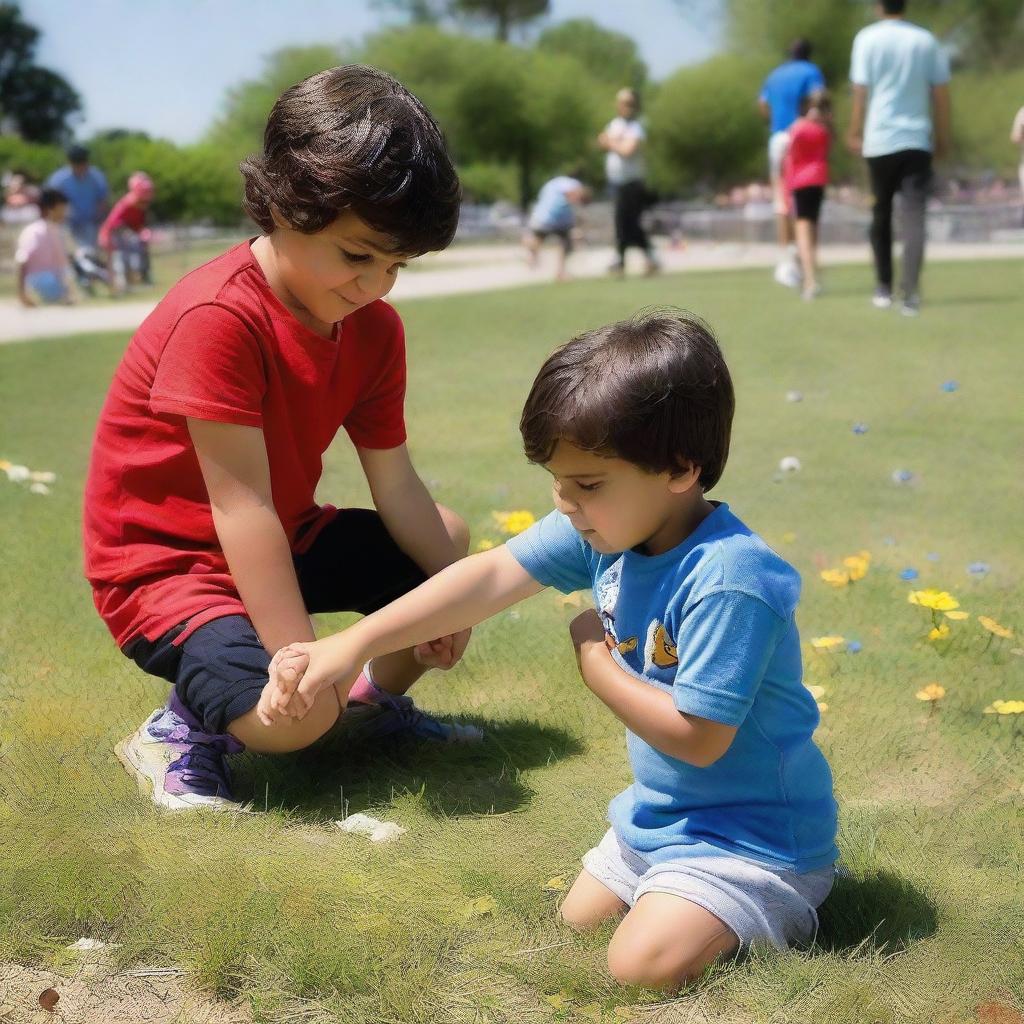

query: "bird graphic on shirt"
(645, 621), (679, 670)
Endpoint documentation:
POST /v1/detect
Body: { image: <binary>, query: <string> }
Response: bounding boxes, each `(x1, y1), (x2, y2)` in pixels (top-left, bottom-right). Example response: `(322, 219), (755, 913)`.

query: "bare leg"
(607, 892), (740, 991)
(795, 218), (817, 293)
(559, 868), (629, 930)
(523, 231), (541, 269)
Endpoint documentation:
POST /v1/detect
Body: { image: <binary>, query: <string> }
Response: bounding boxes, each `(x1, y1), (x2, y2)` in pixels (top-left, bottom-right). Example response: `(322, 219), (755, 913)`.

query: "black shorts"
(531, 227), (573, 254)
(792, 186), (824, 222)
(122, 509), (427, 734)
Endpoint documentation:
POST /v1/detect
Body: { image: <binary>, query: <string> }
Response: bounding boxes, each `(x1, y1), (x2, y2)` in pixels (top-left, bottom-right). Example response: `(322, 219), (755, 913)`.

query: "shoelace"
(170, 736), (240, 798)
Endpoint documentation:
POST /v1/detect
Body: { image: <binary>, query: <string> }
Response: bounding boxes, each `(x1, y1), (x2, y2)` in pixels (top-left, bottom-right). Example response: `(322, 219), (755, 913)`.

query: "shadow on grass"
(233, 715), (584, 821)
(812, 868), (938, 953)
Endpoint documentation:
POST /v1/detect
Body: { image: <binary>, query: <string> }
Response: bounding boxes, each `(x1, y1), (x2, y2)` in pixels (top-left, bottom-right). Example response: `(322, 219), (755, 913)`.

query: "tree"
(450, 0), (549, 41)
(536, 18), (647, 93)
(0, 3), (81, 143)
(647, 55), (769, 192)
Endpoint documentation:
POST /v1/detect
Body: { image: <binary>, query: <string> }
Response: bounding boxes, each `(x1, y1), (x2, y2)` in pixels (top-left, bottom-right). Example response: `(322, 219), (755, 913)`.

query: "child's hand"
(413, 628), (472, 671)
(256, 645), (311, 726)
(568, 609), (608, 672)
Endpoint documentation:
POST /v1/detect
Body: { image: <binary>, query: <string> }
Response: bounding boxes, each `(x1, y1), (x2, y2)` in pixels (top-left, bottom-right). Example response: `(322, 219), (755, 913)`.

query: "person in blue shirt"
(46, 144), (109, 248)
(847, 0), (951, 316)
(524, 172), (592, 281)
(758, 40), (826, 290)
(260, 310), (840, 991)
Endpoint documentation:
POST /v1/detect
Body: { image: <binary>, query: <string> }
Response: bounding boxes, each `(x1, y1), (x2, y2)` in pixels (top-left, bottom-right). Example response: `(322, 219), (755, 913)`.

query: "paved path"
(1, 240), (1020, 345)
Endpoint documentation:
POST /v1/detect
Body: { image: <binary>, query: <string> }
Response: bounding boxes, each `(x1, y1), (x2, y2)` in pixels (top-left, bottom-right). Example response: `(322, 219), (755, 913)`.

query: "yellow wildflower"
(806, 684), (826, 700)
(928, 623), (950, 642)
(978, 615), (1013, 639)
(915, 683), (946, 702)
(474, 538), (496, 552)
(983, 700), (1024, 715)
(820, 569), (850, 588)
(945, 610), (970, 621)
(843, 555), (869, 580)
(492, 510), (536, 535)
(908, 589), (959, 612)
(811, 636), (845, 652)
(782, 531), (797, 543)
(816, 702), (828, 713)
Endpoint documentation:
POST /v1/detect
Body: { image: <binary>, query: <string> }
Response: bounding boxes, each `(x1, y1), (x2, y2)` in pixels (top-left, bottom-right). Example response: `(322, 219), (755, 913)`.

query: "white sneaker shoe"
(115, 706), (247, 813)
(872, 288), (893, 309)
(773, 261), (802, 289)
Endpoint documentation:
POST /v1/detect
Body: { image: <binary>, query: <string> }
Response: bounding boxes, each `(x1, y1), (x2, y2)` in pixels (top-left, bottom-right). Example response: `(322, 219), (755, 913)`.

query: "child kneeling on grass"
(84, 66), (483, 816)
(261, 310), (840, 990)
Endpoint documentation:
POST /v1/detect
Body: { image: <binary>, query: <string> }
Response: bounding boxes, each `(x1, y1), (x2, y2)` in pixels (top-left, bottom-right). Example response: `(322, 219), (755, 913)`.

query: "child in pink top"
(99, 171), (154, 292)
(15, 188), (74, 306)
(784, 92), (832, 301)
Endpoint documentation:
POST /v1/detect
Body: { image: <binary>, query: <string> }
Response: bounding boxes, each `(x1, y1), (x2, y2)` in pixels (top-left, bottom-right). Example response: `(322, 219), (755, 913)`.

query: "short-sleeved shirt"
(1011, 106), (1024, 158)
(507, 502), (839, 873)
(45, 165), (108, 228)
(785, 118), (831, 191)
(14, 219), (68, 275)
(759, 61), (826, 134)
(99, 195), (146, 248)
(603, 117), (646, 185)
(529, 176), (582, 232)
(850, 19), (951, 158)
(83, 240), (408, 649)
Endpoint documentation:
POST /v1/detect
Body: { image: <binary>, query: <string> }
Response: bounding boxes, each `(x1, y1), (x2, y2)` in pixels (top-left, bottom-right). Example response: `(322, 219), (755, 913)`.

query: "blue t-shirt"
(850, 19), (951, 158)
(529, 176), (581, 232)
(45, 165), (108, 228)
(507, 502), (839, 873)
(760, 60), (826, 134)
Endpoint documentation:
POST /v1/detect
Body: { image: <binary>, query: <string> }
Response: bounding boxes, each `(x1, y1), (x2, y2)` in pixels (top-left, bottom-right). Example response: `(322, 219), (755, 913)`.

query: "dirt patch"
(0, 961), (251, 1024)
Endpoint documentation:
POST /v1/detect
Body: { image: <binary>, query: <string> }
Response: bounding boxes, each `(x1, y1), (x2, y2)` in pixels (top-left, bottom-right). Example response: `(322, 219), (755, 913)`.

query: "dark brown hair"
(520, 310), (735, 491)
(241, 65), (461, 255)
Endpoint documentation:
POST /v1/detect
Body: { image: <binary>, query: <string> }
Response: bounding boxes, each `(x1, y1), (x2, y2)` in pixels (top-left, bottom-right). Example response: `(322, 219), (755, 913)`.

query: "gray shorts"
(583, 828), (835, 951)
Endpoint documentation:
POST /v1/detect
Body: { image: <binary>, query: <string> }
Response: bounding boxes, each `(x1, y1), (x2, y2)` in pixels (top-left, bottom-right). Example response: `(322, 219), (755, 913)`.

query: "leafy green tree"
(647, 54), (769, 192)
(450, 0), (549, 41)
(535, 18), (647, 93)
(0, 3), (82, 144)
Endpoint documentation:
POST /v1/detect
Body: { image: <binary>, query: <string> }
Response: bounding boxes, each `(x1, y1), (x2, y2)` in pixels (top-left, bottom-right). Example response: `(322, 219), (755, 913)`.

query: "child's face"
(543, 440), (699, 556)
(46, 202), (68, 224)
(268, 210), (413, 326)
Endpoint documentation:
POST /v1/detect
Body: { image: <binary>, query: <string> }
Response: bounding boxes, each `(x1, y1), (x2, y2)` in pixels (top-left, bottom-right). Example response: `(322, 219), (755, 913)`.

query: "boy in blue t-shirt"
(261, 311), (840, 990)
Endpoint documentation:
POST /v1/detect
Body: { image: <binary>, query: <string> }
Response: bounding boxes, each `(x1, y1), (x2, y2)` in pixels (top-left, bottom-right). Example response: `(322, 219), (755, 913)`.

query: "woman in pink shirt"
(784, 92), (832, 301)
(99, 171), (154, 293)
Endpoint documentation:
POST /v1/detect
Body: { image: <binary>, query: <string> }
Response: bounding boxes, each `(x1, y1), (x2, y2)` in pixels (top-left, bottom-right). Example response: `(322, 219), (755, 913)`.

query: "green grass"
(1, 260), (1023, 1023)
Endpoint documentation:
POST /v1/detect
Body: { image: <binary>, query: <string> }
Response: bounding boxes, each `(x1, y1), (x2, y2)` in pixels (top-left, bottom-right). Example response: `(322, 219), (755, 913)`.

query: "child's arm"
(16, 263), (35, 307)
(568, 609), (737, 769)
(188, 418), (316, 655)
(260, 545), (543, 723)
(358, 444), (463, 576)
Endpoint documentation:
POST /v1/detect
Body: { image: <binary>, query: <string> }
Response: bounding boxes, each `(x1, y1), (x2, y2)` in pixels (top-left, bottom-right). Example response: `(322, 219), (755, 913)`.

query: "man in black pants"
(847, 0), (951, 316)
(598, 88), (659, 277)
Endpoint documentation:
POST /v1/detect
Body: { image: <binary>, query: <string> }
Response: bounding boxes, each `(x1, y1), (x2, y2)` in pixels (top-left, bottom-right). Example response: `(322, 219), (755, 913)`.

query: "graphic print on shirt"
(644, 620), (679, 672)
(595, 556), (637, 656)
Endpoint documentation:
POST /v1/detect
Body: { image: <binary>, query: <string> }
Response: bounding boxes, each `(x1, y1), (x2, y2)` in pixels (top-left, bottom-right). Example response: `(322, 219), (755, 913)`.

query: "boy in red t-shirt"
(84, 65), (477, 813)
(783, 91), (832, 301)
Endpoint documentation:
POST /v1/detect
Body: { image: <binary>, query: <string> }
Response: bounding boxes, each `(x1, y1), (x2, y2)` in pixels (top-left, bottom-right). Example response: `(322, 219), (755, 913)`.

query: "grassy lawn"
(1, 259), (1022, 1023)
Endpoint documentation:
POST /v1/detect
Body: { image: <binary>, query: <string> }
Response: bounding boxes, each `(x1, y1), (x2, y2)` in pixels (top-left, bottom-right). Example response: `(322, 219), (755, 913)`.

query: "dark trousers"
(612, 180), (653, 262)
(866, 149), (933, 297)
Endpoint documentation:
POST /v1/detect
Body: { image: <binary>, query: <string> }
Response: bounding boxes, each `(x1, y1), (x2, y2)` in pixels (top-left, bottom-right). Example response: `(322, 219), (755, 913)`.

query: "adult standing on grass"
(45, 144), (108, 249)
(847, 0), (951, 317)
(598, 88), (659, 278)
(1011, 104), (1024, 224)
(758, 39), (825, 290)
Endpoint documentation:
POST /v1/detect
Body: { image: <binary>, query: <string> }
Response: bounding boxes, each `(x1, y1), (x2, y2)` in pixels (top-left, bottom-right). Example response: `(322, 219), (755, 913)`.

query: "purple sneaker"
(115, 692), (246, 812)
(341, 674), (484, 744)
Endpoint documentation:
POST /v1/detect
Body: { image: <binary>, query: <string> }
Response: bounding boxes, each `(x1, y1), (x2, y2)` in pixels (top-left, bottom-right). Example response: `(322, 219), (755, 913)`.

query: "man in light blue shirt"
(847, 0), (951, 315)
(758, 40), (826, 289)
(46, 145), (109, 248)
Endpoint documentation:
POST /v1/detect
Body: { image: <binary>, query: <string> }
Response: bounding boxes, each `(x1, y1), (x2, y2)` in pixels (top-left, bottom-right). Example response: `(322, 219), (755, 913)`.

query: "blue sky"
(23, 0), (723, 143)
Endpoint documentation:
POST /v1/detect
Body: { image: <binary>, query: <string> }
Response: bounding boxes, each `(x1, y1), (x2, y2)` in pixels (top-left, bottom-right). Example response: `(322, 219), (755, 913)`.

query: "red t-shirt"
(784, 119), (831, 191)
(98, 195), (147, 249)
(83, 240), (407, 648)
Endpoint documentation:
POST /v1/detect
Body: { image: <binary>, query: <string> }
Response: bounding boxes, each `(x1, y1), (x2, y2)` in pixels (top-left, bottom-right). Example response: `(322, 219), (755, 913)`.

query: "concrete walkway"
(1, 239), (1020, 345)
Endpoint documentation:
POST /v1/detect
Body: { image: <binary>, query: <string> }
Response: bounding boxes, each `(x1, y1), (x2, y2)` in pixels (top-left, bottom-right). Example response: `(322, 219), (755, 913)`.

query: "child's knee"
(230, 689), (340, 754)
(606, 940), (693, 991)
(436, 503), (470, 555)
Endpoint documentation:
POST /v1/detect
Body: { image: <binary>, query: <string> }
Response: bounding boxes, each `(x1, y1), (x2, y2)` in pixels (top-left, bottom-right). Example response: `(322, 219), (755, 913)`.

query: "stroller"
(70, 244), (111, 296)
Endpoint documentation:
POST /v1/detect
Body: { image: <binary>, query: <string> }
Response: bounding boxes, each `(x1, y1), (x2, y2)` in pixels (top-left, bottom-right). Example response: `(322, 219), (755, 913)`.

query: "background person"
(758, 39), (825, 289)
(598, 88), (658, 277)
(99, 171), (155, 292)
(847, 0), (951, 316)
(15, 187), (75, 307)
(524, 172), (592, 281)
(1011, 104), (1024, 224)
(46, 144), (109, 248)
